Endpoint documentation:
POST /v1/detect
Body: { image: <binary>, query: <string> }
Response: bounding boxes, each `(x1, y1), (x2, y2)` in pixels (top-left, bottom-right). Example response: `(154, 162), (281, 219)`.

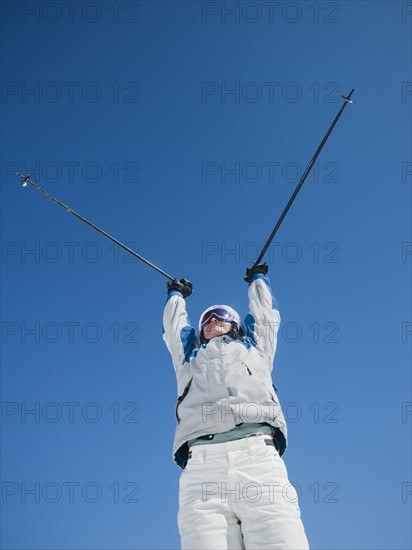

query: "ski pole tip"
(342, 88), (355, 103)
(341, 94), (355, 104)
(16, 172), (31, 187)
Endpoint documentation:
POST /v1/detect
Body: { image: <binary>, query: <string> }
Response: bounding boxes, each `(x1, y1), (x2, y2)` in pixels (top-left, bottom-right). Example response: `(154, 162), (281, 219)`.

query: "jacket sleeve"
(162, 291), (198, 375)
(245, 273), (281, 370)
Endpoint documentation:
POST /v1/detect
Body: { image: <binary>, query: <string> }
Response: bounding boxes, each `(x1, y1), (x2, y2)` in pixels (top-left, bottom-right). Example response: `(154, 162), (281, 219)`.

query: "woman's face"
(202, 316), (232, 340)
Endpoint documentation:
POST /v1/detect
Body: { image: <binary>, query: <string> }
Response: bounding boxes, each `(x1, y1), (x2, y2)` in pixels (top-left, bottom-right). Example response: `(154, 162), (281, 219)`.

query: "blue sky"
(1, 1), (411, 549)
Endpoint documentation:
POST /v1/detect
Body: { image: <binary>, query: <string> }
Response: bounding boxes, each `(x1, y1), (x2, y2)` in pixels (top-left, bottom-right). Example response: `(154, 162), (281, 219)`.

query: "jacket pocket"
(242, 362), (278, 404)
(175, 377), (193, 423)
(270, 384), (279, 404)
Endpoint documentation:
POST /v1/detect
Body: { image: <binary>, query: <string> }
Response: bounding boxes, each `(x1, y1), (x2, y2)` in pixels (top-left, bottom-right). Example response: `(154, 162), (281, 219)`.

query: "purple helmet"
(198, 304), (246, 337)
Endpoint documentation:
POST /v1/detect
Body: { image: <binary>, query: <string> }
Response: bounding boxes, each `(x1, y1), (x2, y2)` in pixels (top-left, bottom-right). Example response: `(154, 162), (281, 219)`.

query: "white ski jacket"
(163, 274), (288, 468)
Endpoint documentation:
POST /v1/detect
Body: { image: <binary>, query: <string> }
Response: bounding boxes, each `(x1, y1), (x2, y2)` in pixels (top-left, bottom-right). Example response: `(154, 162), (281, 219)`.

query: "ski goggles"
(200, 308), (236, 331)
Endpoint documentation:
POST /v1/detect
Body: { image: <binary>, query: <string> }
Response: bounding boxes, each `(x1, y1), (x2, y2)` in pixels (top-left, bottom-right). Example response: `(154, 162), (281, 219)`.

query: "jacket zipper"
(270, 384), (278, 404)
(175, 377), (193, 423)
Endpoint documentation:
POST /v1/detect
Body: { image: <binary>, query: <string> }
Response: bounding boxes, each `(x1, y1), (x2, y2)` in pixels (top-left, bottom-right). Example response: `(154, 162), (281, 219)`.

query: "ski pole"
(16, 172), (179, 284)
(253, 88), (355, 267)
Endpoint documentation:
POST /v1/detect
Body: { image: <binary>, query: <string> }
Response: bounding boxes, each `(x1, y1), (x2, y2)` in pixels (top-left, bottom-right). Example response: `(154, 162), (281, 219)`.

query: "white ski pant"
(178, 435), (309, 550)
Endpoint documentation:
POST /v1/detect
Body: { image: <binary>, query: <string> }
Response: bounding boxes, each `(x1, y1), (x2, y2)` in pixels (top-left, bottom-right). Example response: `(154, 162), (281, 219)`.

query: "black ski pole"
(253, 88), (355, 268)
(16, 172), (179, 284)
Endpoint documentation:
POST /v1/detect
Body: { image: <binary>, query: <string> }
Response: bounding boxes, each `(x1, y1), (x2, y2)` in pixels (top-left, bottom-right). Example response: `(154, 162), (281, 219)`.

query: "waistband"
(187, 434), (278, 461)
(188, 422), (273, 447)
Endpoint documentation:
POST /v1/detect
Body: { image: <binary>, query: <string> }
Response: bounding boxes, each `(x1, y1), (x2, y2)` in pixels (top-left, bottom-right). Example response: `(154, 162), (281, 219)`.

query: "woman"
(163, 264), (309, 550)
